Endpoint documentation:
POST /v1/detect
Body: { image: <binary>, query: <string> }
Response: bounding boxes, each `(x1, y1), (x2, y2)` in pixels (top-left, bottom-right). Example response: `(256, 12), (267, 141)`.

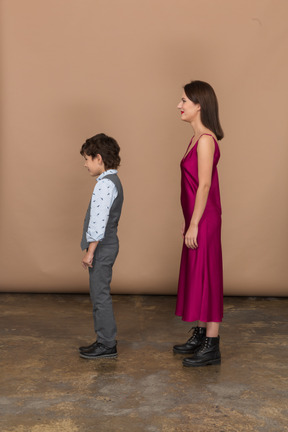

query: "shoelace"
(187, 326), (198, 342)
(197, 338), (210, 353)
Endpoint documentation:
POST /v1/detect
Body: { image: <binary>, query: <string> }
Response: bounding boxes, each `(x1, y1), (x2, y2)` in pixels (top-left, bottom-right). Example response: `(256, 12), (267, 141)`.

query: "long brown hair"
(184, 80), (224, 140)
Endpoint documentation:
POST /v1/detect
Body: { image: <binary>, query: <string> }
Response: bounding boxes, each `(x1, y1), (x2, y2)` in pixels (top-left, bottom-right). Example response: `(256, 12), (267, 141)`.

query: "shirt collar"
(97, 169), (118, 182)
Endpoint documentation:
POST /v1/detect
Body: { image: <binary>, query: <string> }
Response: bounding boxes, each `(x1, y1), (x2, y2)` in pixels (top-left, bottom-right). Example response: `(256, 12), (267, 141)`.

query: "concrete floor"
(0, 294), (287, 432)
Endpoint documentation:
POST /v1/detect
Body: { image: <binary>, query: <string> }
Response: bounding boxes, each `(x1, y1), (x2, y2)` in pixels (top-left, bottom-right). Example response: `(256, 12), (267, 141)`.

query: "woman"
(173, 80), (224, 367)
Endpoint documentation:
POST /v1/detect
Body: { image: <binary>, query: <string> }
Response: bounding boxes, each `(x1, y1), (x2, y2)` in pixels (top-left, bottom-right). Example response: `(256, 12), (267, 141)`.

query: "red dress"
(175, 134), (223, 322)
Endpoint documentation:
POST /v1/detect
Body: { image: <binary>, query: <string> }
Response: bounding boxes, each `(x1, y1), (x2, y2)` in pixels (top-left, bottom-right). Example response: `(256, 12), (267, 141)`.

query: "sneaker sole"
(79, 352), (118, 359)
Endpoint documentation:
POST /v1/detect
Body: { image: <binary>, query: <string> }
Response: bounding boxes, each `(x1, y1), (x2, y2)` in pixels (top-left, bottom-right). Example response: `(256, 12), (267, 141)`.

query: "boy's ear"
(96, 154), (104, 164)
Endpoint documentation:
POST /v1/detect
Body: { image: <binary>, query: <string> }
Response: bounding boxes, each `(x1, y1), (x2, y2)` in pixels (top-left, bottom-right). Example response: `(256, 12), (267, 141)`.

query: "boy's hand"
(82, 251), (94, 269)
(81, 241), (98, 269)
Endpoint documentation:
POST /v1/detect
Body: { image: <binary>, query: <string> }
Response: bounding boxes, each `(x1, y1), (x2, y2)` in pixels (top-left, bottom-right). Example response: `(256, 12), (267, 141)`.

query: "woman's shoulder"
(198, 132), (217, 143)
(197, 133), (217, 149)
(196, 133), (221, 161)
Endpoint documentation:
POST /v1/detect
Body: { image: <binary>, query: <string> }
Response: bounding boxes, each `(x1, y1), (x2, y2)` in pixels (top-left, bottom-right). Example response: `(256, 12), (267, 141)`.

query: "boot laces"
(197, 337), (209, 353)
(187, 326), (199, 342)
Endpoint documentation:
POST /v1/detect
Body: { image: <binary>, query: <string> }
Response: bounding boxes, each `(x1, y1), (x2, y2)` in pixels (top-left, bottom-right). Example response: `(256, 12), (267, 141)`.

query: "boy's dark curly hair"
(80, 133), (121, 169)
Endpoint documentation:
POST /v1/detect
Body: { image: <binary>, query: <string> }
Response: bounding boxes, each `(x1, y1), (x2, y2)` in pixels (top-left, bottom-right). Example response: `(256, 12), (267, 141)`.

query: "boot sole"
(183, 358), (221, 367)
(173, 349), (197, 354)
(79, 352), (118, 359)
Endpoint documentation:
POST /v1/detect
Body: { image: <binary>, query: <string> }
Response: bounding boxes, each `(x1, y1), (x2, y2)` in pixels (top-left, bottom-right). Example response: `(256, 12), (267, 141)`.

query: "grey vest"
(81, 174), (124, 250)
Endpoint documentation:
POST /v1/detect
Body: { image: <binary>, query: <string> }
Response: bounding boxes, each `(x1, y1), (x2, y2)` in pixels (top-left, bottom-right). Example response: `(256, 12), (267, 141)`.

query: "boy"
(79, 133), (123, 359)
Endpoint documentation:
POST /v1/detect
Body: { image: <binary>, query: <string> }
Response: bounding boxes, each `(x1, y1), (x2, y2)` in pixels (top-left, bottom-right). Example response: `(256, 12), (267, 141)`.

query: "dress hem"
(175, 313), (223, 323)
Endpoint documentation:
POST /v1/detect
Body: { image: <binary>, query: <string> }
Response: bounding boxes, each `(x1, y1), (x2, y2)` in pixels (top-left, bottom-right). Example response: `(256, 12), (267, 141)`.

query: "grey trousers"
(88, 241), (119, 348)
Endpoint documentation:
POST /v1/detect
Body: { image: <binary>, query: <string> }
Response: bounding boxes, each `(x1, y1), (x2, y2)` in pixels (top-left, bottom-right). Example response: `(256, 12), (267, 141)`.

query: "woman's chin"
(181, 116), (190, 122)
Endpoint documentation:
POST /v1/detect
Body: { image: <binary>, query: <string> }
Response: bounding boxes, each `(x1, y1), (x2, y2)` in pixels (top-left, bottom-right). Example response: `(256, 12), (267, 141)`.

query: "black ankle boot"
(182, 336), (221, 367)
(173, 326), (206, 354)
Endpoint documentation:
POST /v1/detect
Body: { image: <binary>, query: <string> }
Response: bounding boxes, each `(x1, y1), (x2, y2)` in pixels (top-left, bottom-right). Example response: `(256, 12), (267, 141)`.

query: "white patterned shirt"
(86, 169), (118, 242)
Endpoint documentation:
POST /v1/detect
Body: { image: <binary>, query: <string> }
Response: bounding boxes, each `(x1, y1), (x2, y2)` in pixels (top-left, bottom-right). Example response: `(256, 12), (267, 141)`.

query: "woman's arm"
(185, 135), (215, 249)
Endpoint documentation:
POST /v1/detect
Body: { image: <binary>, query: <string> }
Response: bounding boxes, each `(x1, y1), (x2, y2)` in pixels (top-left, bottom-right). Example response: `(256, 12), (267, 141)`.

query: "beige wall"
(1, 0), (287, 295)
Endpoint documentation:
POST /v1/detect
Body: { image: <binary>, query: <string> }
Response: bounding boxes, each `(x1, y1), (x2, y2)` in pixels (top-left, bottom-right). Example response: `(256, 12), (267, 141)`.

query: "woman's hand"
(185, 223), (198, 249)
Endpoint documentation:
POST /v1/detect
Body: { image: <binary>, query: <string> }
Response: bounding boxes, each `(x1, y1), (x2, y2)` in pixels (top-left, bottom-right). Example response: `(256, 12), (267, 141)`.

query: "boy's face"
(83, 154), (105, 177)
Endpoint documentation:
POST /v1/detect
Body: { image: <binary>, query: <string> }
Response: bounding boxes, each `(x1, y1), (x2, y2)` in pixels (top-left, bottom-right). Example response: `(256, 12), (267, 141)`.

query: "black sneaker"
(79, 340), (98, 353)
(79, 342), (117, 359)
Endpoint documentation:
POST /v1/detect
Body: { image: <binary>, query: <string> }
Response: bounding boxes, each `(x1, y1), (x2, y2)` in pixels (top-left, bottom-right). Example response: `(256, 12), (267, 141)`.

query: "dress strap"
(183, 134), (217, 159)
(195, 133), (218, 149)
(183, 136), (195, 158)
(198, 133), (214, 140)
(197, 133), (218, 144)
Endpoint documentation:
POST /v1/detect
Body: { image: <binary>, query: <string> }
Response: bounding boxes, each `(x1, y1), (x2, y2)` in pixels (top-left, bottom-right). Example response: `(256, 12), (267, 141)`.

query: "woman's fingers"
(185, 236), (198, 249)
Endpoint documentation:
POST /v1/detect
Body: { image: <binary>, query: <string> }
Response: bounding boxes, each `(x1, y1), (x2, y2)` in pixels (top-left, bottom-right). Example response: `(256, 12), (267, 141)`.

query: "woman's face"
(177, 92), (200, 123)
